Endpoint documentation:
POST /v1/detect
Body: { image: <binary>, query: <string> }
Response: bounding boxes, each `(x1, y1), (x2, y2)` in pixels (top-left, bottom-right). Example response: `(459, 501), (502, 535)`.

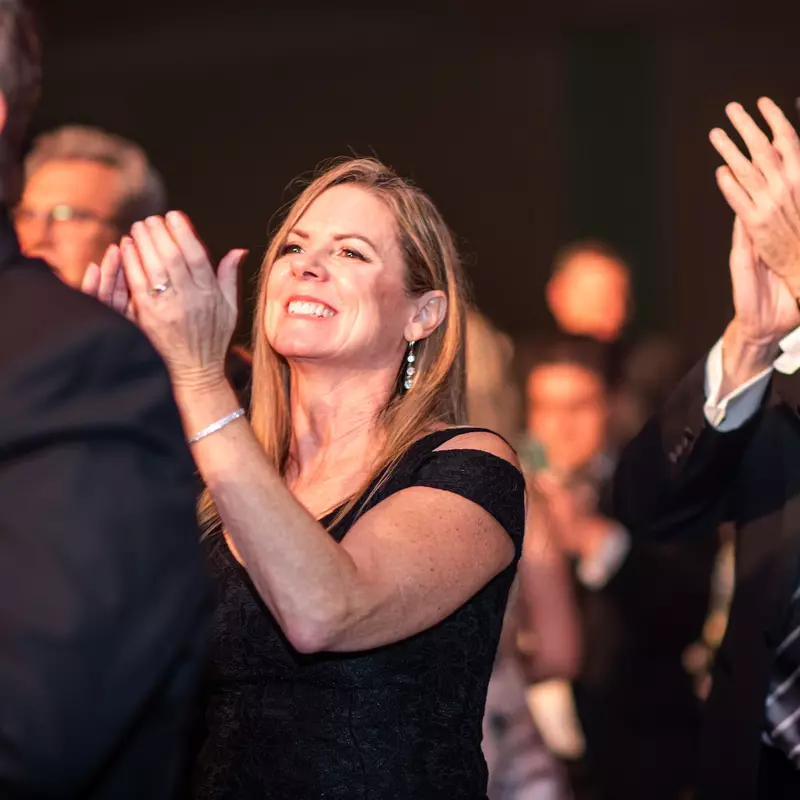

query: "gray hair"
(0, 0), (41, 203)
(24, 125), (167, 229)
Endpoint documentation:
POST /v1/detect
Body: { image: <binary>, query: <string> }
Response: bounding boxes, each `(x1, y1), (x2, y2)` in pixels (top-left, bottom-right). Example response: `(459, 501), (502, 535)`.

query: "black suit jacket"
(572, 535), (716, 799)
(613, 358), (800, 799)
(0, 209), (210, 798)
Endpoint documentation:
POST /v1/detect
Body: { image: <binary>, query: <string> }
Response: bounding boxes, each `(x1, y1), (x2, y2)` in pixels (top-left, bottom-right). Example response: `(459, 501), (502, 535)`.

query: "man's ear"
(404, 290), (447, 343)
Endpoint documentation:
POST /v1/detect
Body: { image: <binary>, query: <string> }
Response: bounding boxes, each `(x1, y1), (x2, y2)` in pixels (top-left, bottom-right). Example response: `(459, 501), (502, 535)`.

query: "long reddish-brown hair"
(201, 157), (469, 529)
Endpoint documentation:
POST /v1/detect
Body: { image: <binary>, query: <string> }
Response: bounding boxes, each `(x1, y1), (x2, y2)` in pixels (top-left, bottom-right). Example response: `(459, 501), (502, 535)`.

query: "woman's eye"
(280, 243), (303, 256)
(340, 247), (366, 261)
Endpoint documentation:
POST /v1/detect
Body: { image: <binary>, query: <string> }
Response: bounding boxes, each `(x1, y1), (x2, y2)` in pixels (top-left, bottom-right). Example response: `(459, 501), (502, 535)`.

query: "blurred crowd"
(466, 243), (729, 800)
(14, 121), (737, 800)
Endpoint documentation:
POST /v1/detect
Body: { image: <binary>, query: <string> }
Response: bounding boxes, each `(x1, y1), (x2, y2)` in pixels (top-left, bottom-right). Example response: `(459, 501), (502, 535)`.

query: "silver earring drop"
(403, 340), (417, 391)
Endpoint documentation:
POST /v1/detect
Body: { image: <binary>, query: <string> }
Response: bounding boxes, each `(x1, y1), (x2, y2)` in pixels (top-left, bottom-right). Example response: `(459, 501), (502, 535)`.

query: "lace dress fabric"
(190, 428), (525, 799)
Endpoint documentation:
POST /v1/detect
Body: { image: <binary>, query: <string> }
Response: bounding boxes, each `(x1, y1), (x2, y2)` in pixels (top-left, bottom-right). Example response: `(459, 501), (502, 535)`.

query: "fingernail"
(166, 211), (181, 225)
(145, 216), (159, 227)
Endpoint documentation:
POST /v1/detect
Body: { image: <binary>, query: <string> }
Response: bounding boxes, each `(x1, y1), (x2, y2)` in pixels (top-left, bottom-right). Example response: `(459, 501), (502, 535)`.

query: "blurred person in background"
(543, 241), (682, 445)
(466, 308), (524, 442)
(467, 309), (577, 799)
(524, 338), (716, 800)
(16, 124), (166, 288)
(15, 124), (251, 397)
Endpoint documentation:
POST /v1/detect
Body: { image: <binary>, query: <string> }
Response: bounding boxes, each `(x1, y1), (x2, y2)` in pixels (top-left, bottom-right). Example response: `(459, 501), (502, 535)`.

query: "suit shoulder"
(0, 258), (163, 376)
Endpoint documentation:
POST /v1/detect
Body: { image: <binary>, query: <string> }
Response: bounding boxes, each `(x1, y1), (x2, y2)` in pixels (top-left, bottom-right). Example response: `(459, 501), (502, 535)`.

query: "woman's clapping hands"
(83, 212), (247, 390)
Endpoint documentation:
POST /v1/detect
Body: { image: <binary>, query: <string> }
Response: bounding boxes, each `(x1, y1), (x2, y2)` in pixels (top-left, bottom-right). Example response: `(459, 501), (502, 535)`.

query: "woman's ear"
(404, 290), (447, 343)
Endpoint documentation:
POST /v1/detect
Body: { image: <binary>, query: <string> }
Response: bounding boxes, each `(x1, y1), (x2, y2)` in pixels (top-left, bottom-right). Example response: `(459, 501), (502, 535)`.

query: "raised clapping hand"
(707, 98), (800, 389)
(725, 215), (800, 349)
(710, 98), (800, 304)
(83, 212), (247, 391)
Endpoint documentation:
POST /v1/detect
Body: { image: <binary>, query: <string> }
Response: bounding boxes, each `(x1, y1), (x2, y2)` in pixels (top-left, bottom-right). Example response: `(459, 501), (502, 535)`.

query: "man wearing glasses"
(14, 124), (253, 398)
(14, 124), (165, 288)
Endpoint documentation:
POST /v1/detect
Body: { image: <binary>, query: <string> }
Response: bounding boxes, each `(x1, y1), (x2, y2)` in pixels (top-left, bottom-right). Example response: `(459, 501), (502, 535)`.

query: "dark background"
(34, 0), (800, 358)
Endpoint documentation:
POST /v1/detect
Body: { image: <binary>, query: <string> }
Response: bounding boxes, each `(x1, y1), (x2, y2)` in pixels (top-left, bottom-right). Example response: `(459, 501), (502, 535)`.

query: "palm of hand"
(731, 218), (800, 343)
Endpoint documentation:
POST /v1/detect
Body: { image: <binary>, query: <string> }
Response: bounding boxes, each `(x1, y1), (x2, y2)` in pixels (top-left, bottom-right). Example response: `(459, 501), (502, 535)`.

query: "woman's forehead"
(294, 184), (397, 241)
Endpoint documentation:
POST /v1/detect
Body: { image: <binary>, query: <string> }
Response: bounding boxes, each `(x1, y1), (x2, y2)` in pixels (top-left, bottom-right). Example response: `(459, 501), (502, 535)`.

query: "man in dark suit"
(0, 2), (209, 797)
(612, 98), (800, 799)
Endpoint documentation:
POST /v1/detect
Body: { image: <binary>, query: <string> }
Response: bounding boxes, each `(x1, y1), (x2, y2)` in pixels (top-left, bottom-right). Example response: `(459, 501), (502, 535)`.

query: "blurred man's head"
(0, 0), (40, 207)
(15, 126), (166, 286)
(545, 240), (631, 343)
(526, 339), (609, 475)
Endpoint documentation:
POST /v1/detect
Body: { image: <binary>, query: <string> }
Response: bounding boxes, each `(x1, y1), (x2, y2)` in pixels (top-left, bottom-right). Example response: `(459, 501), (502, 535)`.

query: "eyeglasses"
(13, 204), (117, 232)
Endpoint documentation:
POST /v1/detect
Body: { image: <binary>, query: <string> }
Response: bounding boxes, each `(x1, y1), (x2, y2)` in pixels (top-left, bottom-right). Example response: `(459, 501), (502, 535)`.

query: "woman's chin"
(271, 339), (332, 363)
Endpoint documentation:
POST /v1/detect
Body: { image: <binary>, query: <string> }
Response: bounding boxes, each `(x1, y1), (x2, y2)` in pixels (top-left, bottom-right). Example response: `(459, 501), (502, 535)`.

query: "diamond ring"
(148, 280), (171, 297)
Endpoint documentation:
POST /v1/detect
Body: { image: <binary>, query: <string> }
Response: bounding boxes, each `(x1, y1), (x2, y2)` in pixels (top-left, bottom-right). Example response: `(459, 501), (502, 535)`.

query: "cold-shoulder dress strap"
(406, 426), (526, 561)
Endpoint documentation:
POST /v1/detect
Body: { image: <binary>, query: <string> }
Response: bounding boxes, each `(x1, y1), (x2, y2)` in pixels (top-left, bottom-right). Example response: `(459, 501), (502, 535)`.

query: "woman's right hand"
(81, 244), (133, 318)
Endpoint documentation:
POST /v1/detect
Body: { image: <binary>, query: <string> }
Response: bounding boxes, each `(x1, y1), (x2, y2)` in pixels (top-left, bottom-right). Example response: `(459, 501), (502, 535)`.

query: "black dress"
(190, 427), (525, 799)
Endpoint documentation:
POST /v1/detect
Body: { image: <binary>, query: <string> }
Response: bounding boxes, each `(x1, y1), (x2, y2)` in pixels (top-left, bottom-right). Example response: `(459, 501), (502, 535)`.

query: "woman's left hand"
(120, 212), (247, 391)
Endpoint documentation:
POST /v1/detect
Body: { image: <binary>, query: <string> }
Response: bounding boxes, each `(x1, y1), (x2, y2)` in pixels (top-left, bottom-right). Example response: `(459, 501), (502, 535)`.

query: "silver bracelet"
(189, 408), (246, 445)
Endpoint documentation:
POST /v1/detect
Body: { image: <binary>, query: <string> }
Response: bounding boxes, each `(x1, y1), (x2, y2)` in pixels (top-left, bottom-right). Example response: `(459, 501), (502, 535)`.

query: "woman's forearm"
(175, 381), (361, 651)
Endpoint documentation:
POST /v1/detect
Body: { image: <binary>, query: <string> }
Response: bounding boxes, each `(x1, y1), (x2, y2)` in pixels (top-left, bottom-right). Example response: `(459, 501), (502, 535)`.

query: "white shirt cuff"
(576, 524), (631, 589)
(775, 325), (800, 375)
(703, 338), (772, 431)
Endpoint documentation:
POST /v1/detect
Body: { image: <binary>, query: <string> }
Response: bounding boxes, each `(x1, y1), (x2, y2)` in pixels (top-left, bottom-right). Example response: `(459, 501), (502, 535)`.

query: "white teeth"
(287, 300), (335, 318)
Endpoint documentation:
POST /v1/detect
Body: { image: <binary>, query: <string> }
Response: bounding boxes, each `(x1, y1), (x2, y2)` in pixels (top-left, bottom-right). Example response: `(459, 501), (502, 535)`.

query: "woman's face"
(265, 184), (418, 372)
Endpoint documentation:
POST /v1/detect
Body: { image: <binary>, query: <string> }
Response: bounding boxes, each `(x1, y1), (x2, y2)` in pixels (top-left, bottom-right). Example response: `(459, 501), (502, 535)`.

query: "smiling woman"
(87, 157), (526, 800)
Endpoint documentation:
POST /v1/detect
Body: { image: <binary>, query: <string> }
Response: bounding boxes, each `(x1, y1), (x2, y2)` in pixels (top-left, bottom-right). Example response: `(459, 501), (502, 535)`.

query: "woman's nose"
(290, 252), (327, 281)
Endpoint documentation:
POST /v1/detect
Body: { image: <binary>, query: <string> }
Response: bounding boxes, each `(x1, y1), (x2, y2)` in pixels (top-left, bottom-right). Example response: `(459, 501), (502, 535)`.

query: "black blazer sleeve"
(0, 313), (209, 796)
(610, 358), (763, 540)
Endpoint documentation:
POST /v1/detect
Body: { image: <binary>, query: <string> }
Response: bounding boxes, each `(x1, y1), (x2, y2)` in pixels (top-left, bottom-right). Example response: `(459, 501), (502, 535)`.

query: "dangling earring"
(403, 340), (417, 392)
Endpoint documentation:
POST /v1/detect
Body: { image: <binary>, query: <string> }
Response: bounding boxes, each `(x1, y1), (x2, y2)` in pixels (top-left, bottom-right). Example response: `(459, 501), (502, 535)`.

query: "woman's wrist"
(169, 363), (229, 395)
(173, 378), (243, 445)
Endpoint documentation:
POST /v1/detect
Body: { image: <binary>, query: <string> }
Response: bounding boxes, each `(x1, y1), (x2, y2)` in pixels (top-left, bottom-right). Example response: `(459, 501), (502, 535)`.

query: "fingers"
(81, 262), (101, 297)
(131, 219), (189, 293)
(217, 249), (247, 313)
(110, 260), (131, 315)
(120, 235), (151, 300)
(725, 102), (783, 188)
(165, 211), (217, 289)
(757, 97), (800, 183)
(709, 126), (766, 201)
(97, 244), (123, 306)
(715, 165), (756, 218)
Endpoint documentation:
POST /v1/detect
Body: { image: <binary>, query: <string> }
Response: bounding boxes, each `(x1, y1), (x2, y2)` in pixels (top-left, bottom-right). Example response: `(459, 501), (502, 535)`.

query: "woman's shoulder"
(430, 426), (520, 470)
